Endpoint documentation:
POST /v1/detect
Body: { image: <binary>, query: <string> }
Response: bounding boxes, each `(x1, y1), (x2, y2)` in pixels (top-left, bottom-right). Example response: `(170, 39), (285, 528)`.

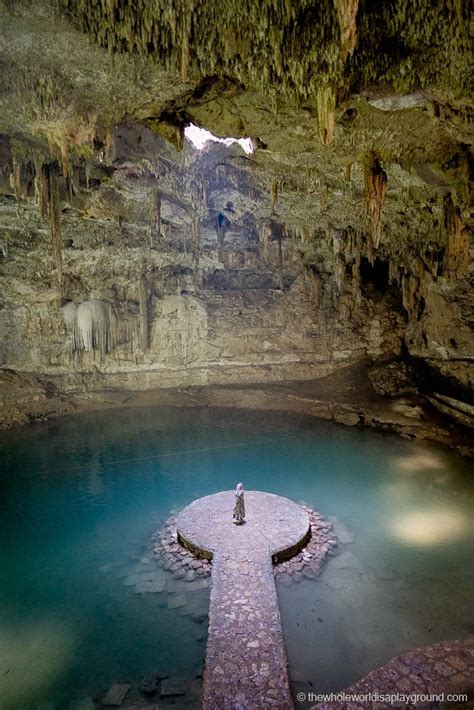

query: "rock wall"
(0, 203), (405, 393)
(0, 120), (415, 396)
(1, 120), (471, 424)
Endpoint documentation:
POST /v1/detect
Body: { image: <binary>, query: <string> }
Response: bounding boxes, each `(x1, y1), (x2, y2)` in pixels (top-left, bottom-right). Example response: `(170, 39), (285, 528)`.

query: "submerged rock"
(102, 683), (130, 706)
(139, 676), (159, 696)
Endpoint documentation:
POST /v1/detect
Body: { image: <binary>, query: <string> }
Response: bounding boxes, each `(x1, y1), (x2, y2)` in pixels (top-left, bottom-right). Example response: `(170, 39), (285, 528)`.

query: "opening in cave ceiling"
(184, 124), (254, 154)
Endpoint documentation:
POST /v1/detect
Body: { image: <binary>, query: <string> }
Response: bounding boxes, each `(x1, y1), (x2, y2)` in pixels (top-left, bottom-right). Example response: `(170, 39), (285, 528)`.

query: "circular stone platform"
(177, 490), (310, 562)
(177, 491), (310, 708)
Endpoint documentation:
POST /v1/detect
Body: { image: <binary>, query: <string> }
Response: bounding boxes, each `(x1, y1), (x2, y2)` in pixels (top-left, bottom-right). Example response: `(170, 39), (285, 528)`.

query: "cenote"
(0, 406), (472, 709)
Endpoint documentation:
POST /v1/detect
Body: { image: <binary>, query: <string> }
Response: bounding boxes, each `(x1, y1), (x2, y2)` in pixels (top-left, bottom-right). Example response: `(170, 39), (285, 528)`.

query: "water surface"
(0, 406), (472, 708)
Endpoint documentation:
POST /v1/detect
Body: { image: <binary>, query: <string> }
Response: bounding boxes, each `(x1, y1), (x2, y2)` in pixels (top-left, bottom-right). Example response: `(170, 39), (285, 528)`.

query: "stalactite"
(181, 22), (190, 80)
(259, 221), (272, 264)
(334, 0), (359, 59)
(181, 3), (195, 81)
(316, 86), (336, 145)
(72, 300), (117, 354)
(62, 300), (117, 355)
(215, 213), (229, 249)
(351, 255), (361, 309)
(364, 151), (387, 250)
(344, 227), (359, 263)
(139, 275), (149, 352)
(330, 228), (345, 294)
(321, 185), (328, 210)
(443, 196), (469, 280)
(66, 174), (73, 202)
(274, 43), (283, 77)
(37, 163), (49, 219)
(9, 159), (21, 204)
(70, 168), (80, 197)
(34, 162), (41, 211)
(192, 214), (201, 262)
(61, 301), (80, 352)
(149, 189), (161, 247)
(271, 179), (279, 212)
(216, 221), (225, 249)
(401, 273), (422, 316)
(312, 273), (322, 308)
(40, 163), (63, 289)
(48, 166), (63, 288)
(277, 233), (284, 289)
(331, 226), (342, 256)
(389, 259), (400, 285)
(335, 255), (345, 294)
(60, 140), (70, 177)
(60, 0), (470, 104)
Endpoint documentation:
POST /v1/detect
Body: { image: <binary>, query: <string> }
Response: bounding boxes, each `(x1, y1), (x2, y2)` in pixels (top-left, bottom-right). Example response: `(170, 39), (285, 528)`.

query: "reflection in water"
(390, 508), (468, 545)
(0, 621), (73, 708)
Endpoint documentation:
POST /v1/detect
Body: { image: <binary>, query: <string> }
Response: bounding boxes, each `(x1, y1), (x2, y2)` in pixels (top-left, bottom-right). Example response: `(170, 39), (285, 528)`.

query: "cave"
(0, 2), (473, 709)
(359, 256), (390, 295)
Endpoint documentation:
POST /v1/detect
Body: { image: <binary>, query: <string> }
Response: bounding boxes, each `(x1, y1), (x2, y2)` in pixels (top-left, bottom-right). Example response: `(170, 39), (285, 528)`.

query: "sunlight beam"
(184, 123), (253, 154)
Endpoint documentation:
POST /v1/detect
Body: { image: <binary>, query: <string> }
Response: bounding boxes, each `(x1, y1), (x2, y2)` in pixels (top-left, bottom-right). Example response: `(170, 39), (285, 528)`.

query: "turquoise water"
(0, 406), (473, 708)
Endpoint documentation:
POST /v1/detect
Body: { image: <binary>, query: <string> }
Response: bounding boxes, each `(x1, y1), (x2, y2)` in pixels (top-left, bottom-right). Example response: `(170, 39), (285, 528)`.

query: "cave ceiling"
(0, 0), (472, 276)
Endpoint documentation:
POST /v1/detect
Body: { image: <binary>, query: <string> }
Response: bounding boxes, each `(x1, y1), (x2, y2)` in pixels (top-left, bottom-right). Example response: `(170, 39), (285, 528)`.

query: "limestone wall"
(0, 212), (404, 393)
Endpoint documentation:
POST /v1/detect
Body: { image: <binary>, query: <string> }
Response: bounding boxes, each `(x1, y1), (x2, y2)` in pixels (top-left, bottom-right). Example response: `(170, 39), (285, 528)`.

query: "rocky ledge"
(1, 361), (471, 457)
(0, 368), (74, 428)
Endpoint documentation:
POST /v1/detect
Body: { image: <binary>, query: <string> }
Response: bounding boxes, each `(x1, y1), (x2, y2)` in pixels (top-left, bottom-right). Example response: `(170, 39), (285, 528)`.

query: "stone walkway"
(151, 505), (335, 587)
(177, 491), (310, 709)
(310, 638), (474, 710)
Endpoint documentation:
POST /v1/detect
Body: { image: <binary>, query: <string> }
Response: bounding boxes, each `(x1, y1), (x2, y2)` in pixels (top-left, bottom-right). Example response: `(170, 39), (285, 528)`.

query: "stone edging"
(150, 503), (336, 585)
(274, 505), (337, 583)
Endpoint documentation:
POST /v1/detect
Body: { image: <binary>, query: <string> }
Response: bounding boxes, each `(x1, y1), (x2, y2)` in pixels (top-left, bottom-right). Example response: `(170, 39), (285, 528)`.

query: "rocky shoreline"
(1, 362), (472, 457)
